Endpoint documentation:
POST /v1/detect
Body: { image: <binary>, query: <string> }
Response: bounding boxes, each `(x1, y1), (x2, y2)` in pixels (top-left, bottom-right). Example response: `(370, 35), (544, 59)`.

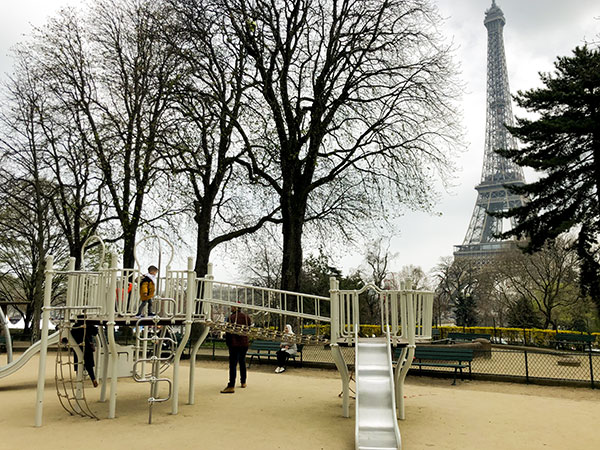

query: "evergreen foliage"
(506, 297), (542, 329)
(495, 46), (600, 313)
(454, 295), (477, 327)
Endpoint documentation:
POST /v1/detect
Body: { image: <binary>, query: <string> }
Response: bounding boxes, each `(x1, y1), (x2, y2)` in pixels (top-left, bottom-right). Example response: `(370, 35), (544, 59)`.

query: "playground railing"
(197, 278), (331, 324)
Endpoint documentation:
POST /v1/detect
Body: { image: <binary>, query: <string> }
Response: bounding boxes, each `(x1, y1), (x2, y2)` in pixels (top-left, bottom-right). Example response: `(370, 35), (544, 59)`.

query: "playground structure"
(1, 236), (433, 450)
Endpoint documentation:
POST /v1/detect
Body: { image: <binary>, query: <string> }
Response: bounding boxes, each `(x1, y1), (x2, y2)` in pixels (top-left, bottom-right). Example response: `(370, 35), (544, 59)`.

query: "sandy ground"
(1, 353), (600, 450)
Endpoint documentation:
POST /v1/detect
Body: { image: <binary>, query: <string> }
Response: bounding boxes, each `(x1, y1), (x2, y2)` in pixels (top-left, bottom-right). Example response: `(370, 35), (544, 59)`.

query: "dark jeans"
(136, 299), (153, 316)
(276, 349), (290, 367)
(74, 346), (96, 381)
(228, 346), (248, 387)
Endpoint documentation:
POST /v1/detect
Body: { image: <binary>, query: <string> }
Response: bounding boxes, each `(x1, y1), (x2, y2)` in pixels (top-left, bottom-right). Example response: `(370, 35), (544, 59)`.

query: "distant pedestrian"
(221, 304), (251, 393)
(136, 265), (158, 317)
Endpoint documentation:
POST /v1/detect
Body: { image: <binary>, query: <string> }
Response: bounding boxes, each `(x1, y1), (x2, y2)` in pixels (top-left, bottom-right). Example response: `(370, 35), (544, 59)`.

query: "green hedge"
(434, 326), (599, 347)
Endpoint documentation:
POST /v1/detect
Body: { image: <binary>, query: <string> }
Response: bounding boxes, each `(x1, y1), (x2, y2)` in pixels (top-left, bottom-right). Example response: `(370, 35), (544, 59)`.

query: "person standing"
(136, 265), (158, 317)
(275, 324), (297, 373)
(221, 305), (251, 393)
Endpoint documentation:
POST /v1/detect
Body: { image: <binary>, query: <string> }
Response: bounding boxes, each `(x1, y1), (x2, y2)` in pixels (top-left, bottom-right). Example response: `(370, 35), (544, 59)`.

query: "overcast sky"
(1, 1), (599, 279)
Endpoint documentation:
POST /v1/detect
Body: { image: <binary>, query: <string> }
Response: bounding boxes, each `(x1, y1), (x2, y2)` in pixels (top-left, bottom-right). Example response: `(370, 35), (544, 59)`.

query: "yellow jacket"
(139, 275), (155, 301)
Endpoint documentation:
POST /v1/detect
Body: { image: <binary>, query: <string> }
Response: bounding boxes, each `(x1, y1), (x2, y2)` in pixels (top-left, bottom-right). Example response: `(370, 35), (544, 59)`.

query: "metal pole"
(0, 307), (13, 364)
(189, 263), (212, 405)
(172, 257), (194, 414)
(107, 253), (119, 418)
(524, 348), (529, 384)
(98, 326), (109, 402)
(588, 344), (595, 389)
(34, 255), (54, 427)
(329, 277), (339, 343)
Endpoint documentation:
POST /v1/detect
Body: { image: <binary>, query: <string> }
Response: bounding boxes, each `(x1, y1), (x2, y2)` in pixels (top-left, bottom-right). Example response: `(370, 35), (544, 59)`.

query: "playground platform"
(1, 353), (599, 450)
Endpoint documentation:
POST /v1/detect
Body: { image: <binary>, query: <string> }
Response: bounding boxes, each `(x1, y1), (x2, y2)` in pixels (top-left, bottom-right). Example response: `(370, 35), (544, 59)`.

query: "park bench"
(247, 340), (304, 368)
(301, 327), (317, 336)
(448, 332), (491, 342)
(554, 333), (595, 351)
(395, 346), (474, 385)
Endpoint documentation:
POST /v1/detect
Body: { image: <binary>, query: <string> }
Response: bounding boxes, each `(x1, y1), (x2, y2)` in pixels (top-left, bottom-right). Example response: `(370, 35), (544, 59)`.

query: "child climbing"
(136, 265), (158, 317)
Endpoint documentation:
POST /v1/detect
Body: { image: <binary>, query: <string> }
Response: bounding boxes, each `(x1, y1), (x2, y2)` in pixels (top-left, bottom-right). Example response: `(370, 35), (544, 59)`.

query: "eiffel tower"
(454, 1), (526, 262)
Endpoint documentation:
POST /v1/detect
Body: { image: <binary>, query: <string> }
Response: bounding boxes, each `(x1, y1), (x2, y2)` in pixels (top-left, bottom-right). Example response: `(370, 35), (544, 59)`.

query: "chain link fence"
(109, 326), (598, 389)
(192, 338), (598, 388)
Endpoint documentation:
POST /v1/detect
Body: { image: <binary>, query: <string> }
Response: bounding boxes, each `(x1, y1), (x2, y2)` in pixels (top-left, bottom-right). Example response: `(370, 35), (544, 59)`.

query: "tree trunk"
(194, 200), (212, 278)
(31, 260), (45, 343)
(280, 194), (306, 293)
(123, 228), (137, 270)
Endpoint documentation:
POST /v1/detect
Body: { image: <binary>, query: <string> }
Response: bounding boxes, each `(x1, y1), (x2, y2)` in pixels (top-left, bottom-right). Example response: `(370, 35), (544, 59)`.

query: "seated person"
(275, 324), (297, 373)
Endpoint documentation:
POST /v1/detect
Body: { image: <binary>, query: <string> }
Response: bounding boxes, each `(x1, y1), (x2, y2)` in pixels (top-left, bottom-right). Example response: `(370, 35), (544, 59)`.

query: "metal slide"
(355, 337), (401, 450)
(0, 331), (60, 379)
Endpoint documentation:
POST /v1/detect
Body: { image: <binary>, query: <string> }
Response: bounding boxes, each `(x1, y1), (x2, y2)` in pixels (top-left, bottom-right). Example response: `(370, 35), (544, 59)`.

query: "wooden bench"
(448, 332), (491, 342)
(247, 340), (304, 367)
(395, 346), (474, 385)
(554, 333), (595, 351)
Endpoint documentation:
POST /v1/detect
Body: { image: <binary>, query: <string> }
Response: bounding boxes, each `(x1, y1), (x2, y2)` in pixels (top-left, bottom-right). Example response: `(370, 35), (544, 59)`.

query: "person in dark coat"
(71, 322), (99, 387)
(221, 305), (251, 393)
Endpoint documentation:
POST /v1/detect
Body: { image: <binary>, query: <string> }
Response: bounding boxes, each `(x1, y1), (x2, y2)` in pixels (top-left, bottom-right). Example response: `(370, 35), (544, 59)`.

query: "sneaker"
(220, 386), (235, 394)
(280, 367), (286, 373)
(275, 367), (281, 373)
(240, 383), (247, 388)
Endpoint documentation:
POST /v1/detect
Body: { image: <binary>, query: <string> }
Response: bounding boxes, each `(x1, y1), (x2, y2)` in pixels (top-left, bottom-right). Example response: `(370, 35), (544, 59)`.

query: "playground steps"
(355, 337), (401, 450)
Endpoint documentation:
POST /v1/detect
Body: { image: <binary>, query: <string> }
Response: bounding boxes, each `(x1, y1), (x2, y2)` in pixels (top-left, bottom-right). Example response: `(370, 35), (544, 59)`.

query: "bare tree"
(163, 0), (281, 276)
(224, 0), (461, 291)
(387, 265), (431, 290)
(496, 238), (582, 330)
(6, 41), (108, 269)
(433, 257), (479, 326)
(0, 57), (68, 339)
(30, 2), (183, 269)
(355, 237), (395, 323)
(365, 238), (396, 288)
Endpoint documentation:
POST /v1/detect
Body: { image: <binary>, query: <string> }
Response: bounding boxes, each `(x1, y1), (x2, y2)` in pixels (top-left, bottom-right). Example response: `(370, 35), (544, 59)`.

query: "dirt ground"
(1, 353), (599, 450)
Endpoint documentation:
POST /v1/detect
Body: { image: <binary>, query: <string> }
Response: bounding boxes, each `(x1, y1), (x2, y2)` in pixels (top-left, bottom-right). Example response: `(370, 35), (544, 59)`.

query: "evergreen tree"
(506, 297), (542, 329)
(495, 46), (600, 313)
(454, 295), (477, 327)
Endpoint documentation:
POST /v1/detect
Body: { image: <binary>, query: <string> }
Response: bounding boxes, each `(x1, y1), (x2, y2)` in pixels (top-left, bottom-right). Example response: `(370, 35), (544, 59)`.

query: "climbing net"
(55, 318), (99, 420)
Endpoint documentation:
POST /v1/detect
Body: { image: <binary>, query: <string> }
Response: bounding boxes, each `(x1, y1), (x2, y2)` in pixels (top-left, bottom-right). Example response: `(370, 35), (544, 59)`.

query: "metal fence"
(192, 339), (599, 389)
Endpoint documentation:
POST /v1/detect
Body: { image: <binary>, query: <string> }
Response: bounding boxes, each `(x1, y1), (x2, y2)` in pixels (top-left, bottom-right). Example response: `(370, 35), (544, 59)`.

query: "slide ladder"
(355, 337), (401, 450)
(133, 310), (176, 424)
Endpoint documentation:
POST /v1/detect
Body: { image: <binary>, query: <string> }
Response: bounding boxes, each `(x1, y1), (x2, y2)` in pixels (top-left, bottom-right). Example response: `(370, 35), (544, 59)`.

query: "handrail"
(198, 278), (330, 301)
(81, 235), (105, 271)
